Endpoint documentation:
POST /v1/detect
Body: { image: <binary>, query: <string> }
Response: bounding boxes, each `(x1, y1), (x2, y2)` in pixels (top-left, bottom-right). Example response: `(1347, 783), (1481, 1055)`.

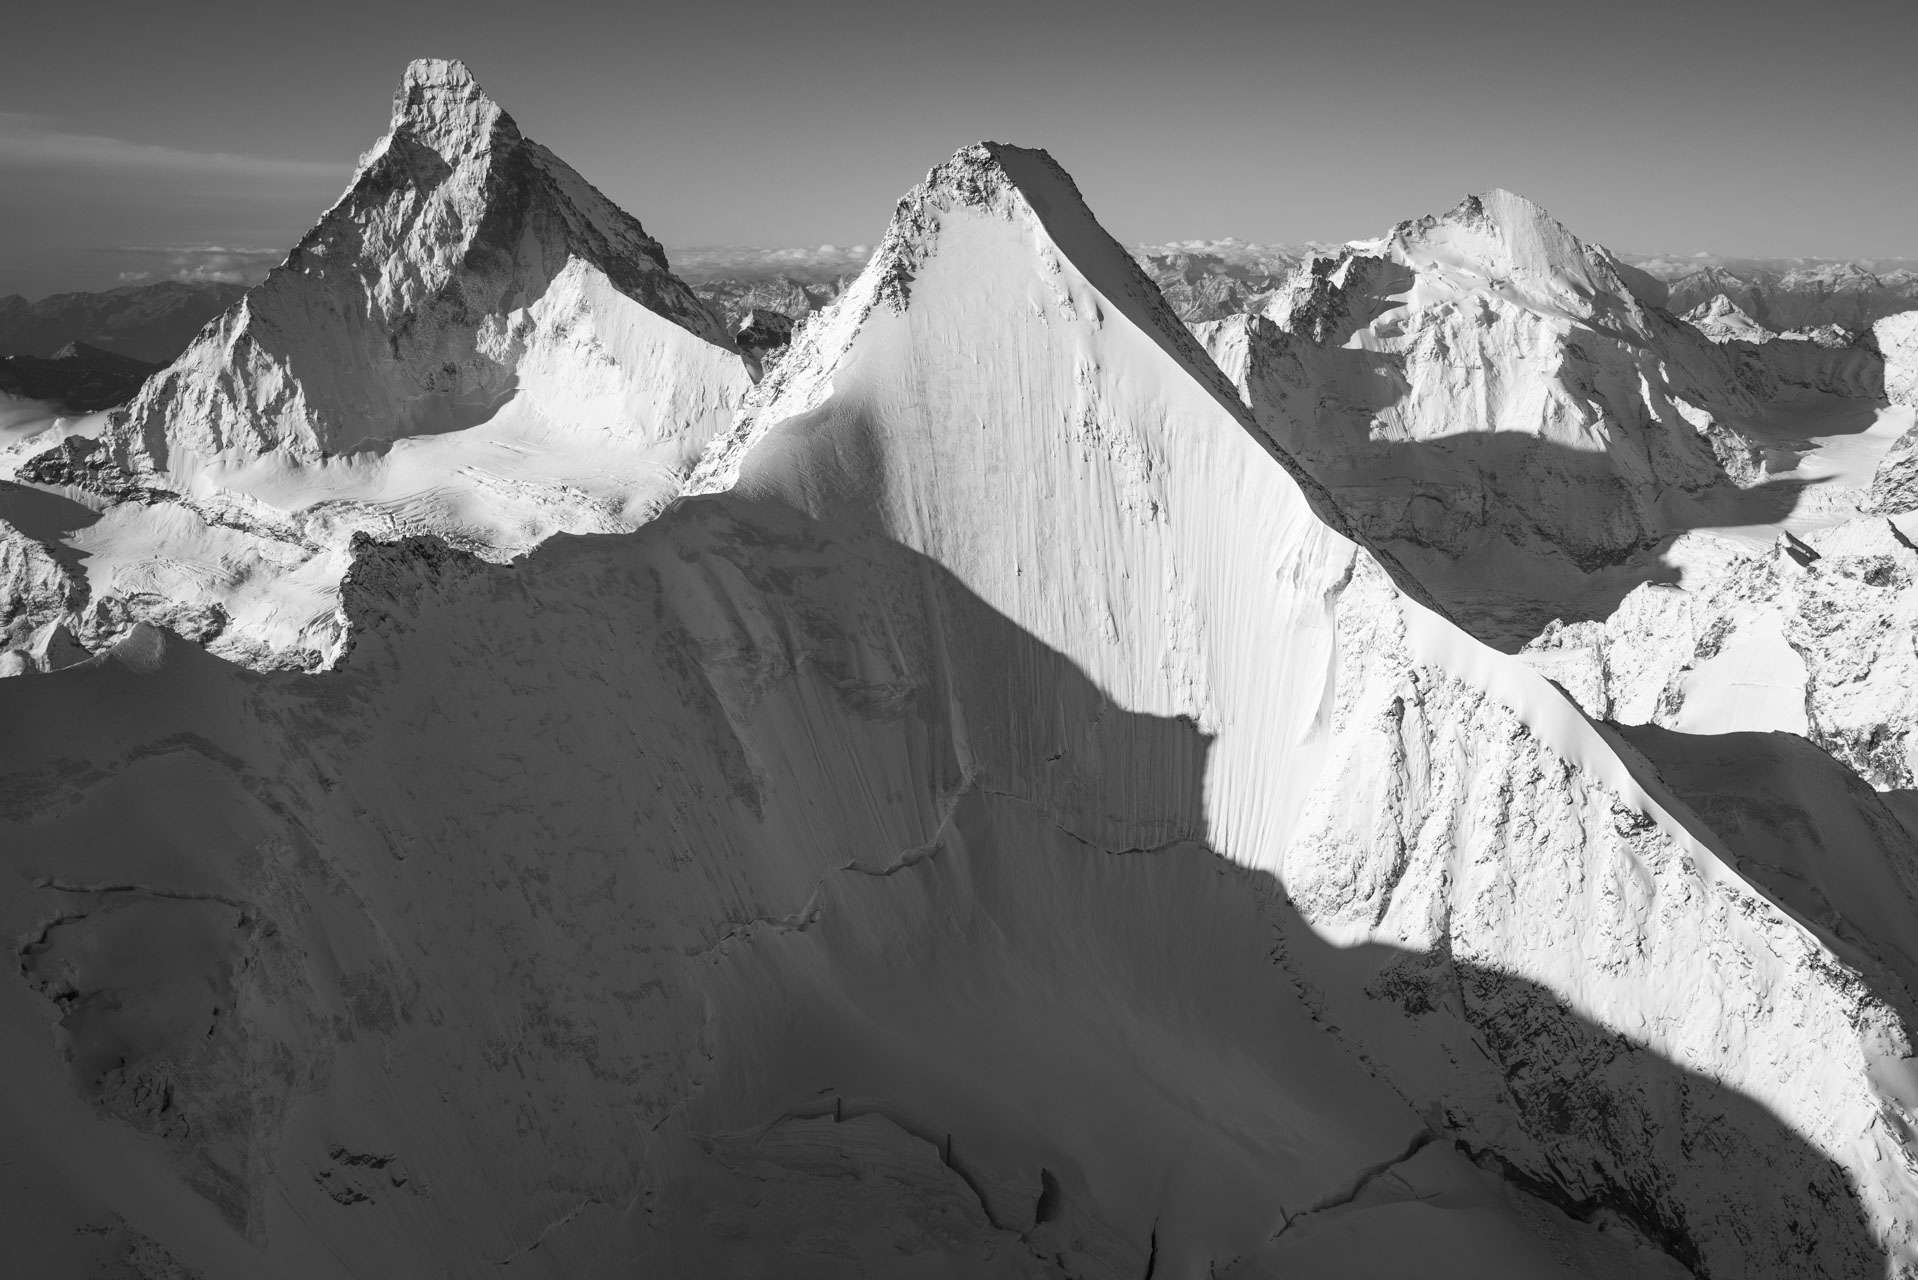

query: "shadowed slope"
(0, 498), (1851, 1279)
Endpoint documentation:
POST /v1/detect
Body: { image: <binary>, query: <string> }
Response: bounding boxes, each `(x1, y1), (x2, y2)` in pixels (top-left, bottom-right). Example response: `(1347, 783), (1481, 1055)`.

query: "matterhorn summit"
(1, 59), (753, 667)
(115, 57), (743, 470)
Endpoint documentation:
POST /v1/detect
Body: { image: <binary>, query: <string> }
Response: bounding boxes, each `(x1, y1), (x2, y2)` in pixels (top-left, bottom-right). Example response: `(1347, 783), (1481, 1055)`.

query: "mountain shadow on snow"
(0, 489), (1888, 1279)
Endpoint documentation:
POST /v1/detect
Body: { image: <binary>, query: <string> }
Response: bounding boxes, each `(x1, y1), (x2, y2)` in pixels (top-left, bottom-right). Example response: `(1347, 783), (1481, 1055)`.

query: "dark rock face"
(1863, 421), (1918, 516)
(733, 307), (794, 359)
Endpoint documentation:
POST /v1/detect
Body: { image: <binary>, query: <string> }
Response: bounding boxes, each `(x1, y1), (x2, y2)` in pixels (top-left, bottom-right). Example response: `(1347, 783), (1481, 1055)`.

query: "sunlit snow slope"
(0, 60), (751, 669)
(6, 137), (1917, 1280)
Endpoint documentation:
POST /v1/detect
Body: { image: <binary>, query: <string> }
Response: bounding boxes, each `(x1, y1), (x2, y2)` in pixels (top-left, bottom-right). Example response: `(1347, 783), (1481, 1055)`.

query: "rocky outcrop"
(732, 306), (794, 360)
(0, 517), (81, 650)
(1526, 519), (1918, 793)
(1854, 313), (1918, 513)
(1877, 311), (1918, 408)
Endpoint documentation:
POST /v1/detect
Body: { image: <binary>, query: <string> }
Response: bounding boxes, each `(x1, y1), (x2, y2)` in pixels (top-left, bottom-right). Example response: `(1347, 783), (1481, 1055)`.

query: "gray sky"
(3, 0), (1914, 297)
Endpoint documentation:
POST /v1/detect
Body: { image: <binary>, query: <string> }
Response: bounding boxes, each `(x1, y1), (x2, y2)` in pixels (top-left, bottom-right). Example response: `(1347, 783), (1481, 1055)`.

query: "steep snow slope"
(695, 148), (1918, 1275)
(6, 139), (1918, 1280)
(1198, 190), (1762, 645)
(0, 60), (752, 669)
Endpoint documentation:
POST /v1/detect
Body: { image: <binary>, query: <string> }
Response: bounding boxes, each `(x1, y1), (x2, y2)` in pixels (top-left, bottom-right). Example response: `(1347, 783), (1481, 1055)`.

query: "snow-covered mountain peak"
(691, 140), (1270, 501)
(382, 56), (520, 165)
(4, 59), (754, 666)
(1686, 292), (1775, 343)
(1209, 187), (1765, 588)
(102, 57), (736, 475)
(1378, 187), (1664, 316)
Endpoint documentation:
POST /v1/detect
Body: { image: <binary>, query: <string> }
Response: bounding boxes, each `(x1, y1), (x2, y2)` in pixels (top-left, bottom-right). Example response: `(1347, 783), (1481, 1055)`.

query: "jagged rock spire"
(389, 58), (520, 158)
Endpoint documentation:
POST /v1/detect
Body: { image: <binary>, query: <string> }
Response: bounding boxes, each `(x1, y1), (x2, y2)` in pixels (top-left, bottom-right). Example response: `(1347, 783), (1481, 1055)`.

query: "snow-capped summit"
(1198, 187), (1764, 641)
(1382, 187), (1669, 316)
(1685, 292), (1776, 344)
(4, 59), (753, 666)
(112, 57), (740, 472)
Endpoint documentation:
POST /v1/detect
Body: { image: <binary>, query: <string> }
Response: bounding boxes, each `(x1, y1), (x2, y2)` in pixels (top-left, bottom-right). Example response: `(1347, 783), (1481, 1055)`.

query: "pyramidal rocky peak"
(5, 62), (1918, 1280)
(113, 55), (740, 471)
(4, 58), (753, 667)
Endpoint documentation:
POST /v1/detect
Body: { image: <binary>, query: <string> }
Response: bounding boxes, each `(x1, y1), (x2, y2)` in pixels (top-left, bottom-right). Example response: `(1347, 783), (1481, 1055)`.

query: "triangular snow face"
(684, 144), (1918, 1275)
(1195, 188), (1765, 633)
(114, 57), (746, 475)
(2, 60), (753, 668)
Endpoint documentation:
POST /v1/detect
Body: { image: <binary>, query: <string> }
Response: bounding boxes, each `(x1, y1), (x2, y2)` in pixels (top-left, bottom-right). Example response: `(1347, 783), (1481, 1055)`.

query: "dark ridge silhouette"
(0, 342), (158, 412)
(0, 488), (1890, 1277)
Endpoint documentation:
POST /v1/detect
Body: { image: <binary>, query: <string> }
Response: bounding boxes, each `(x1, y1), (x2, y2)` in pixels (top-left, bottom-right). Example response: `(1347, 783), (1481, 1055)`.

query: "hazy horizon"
(5, 0), (1916, 297)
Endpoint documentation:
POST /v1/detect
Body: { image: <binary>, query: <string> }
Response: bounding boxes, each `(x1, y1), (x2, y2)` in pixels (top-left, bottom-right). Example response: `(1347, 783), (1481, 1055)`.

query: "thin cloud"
(0, 112), (344, 181)
(101, 244), (284, 287)
(667, 244), (874, 283)
(1133, 238), (1323, 269)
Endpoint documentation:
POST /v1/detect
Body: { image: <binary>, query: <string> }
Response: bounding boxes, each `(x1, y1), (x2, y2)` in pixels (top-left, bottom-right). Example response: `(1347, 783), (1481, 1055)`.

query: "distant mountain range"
(6, 250), (1913, 389)
(0, 280), (243, 363)
(0, 341), (157, 412)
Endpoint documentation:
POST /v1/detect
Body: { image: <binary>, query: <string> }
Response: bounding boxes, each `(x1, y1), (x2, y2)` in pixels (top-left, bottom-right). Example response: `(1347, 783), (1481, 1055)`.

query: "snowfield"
(2, 60), (1918, 1280)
